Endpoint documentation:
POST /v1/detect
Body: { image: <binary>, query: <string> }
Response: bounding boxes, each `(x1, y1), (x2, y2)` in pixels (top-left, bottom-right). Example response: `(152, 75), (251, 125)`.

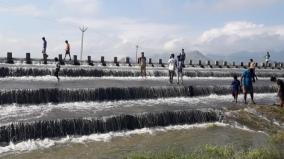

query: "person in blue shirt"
(241, 68), (256, 104)
(231, 75), (241, 103)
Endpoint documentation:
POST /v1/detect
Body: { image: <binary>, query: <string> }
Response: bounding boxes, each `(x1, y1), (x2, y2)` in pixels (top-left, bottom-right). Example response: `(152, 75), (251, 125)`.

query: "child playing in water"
(231, 75), (241, 103)
(271, 76), (284, 108)
(54, 57), (60, 82)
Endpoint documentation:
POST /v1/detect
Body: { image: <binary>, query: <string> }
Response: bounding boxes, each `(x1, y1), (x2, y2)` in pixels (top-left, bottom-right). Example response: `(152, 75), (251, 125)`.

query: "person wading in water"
(54, 57), (61, 82)
(241, 68), (256, 104)
(231, 75), (241, 103)
(249, 59), (258, 82)
(271, 76), (284, 108)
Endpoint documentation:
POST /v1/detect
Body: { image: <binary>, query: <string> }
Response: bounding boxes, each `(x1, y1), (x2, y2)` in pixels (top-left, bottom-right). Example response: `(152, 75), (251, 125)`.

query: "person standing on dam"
(265, 51), (270, 66)
(42, 37), (48, 58)
(241, 68), (256, 104)
(168, 54), (177, 84)
(138, 52), (147, 78)
(181, 48), (186, 67)
(64, 40), (71, 61)
(177, 55), (183, 84)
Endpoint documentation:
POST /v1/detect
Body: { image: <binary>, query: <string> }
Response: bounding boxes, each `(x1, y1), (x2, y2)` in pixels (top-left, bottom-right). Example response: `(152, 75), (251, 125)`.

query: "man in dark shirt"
(54, 57), (60, 82)
(42, 37), (48, 58)
(181, 48), (186, 67)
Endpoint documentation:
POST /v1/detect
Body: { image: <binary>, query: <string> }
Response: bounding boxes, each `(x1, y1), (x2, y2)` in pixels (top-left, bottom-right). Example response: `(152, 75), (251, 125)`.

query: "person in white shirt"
(168, 54), (177, 84)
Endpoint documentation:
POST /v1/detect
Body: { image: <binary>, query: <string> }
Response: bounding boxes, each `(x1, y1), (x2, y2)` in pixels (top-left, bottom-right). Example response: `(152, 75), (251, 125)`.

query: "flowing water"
(0, 65), (283, 158)
(0, 123), (270, 159)
(0, 94), (279, 158)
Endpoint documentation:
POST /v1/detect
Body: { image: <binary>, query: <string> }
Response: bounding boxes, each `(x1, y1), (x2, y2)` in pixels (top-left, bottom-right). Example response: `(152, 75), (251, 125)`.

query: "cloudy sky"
(0, 0), (284, 59)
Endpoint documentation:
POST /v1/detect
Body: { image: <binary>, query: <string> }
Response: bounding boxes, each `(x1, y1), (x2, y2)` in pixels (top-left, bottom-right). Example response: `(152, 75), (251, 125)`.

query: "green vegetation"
(256, 106), (284, 122)
(126, 105), (284, 159)
(125, 144), (282, 159)
(270, 131), (284, 144)
(229, 109), (279, 133)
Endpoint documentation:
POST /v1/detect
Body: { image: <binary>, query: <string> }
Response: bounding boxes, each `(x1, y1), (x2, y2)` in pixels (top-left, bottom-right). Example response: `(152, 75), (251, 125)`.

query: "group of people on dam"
(137, 51), (282, 108)
(40, 36), (282, 108)
(137, 49), (186, 84)
(42, 37), (71, 61)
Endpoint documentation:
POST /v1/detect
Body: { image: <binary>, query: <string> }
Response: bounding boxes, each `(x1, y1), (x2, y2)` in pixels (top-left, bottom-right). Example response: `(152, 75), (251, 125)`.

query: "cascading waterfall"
(1, 66), (284, 77)
(0, 110), (218, 146)
(0, 65), (281, 155)
(0, 85), (277, 105)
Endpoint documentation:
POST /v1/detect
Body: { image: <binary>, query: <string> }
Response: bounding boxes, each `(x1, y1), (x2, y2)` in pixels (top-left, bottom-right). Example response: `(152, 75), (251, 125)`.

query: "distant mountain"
(119, 50), (283, 65)
(207, 50), (284, 64)
(149, 50), (211, 63)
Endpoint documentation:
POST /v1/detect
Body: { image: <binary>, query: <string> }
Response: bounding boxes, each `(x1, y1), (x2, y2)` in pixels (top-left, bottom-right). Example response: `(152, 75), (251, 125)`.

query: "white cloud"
(164, 38), (184, 51)
(195, 21), (284, 54)
(0, 4), (42, 17)
(4, 19), (284, 59)
(199, 21), (264, 43)
(184, 0), (282, 12)
(50, 0), (101, 16)
(56, 16), (186, 58)
(1, 1), (284, 59)
(214, 0), (281, 11)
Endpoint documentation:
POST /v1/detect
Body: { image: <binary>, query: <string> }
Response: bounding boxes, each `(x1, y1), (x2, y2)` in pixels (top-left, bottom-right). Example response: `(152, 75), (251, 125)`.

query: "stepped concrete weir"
(1, 65), (284, 77)
(0, 85), (277, 105)
(0, 110), (218, 146)
(0, 61), (281, 154)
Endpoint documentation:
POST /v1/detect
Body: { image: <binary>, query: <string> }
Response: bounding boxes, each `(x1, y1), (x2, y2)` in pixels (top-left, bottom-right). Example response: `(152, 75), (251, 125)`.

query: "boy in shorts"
(231, 75), (241, 103)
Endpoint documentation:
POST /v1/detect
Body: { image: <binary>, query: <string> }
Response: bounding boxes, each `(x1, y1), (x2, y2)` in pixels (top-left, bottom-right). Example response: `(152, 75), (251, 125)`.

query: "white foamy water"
(244, 107), (284, 128)
(0, 122), (261, 155)
(0, 93), (277, 126)
(0, 76), (260, 82)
